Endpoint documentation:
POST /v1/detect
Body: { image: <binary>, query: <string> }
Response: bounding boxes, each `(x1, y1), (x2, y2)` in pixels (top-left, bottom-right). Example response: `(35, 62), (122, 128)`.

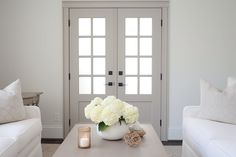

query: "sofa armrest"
(183, 106), (200, 118)
(24, 106), (41, 119)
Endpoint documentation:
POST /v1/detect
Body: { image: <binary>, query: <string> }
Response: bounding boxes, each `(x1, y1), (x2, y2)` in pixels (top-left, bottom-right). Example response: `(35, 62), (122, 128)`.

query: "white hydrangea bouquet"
(84, 96), (139, 132)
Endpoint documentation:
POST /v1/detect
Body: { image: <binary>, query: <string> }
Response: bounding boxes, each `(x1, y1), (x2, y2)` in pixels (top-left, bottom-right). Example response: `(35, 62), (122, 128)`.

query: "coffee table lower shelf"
(52, 124), (168, 157)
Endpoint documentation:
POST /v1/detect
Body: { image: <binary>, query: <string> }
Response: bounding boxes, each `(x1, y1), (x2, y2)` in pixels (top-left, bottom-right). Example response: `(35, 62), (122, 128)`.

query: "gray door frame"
(62, 0), (169, 141)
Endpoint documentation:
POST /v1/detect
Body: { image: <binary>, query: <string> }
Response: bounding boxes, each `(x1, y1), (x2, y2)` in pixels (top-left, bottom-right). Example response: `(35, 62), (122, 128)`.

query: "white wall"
(0, 0), (63, 138)
(1, 0), (236, 140)
(168, 0), (236, 139)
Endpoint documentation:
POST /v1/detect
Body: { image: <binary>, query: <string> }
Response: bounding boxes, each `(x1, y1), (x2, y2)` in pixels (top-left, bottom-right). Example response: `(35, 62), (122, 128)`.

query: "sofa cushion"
(228, 77), (236, 86)
(0, 118), (42, 153)
(207, 138), (236, 157)
(0, 79), (26, 124)
(0, 137), (18, 157)
(199, 79), (236, 124)
(183, 117), (236, 157)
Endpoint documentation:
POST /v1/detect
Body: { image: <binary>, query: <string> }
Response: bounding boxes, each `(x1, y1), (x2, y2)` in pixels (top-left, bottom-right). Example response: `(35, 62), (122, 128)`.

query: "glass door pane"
(78, 17), (107, 95)
(124, 17), (153, 95)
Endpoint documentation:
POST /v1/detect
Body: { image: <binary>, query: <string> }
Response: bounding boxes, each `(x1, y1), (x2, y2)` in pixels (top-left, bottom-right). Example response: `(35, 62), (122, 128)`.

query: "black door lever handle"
(105, 82), (113, 86)
(118, 83), (126, 87)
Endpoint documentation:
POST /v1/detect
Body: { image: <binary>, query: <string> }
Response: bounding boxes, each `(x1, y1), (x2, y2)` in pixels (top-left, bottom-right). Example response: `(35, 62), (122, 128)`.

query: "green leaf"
(98, 122), (109, 131)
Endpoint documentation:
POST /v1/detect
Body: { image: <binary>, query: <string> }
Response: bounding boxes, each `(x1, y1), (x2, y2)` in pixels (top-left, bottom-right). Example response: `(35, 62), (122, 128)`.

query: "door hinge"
(160, 73), (163, 80)
(69, 119), (71, 127)
(160, 120), (162, 127)
(68, 19), (70, 27)
(161, 19), (163, 27)
(68, 73), (71, 80)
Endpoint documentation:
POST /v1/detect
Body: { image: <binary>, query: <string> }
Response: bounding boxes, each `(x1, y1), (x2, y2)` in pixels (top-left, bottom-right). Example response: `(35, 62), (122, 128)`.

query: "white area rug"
(42, 144), (182, 157)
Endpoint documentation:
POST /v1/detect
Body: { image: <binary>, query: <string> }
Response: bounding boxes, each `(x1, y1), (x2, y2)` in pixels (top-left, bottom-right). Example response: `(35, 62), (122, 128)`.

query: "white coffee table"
(53, 124), (168, 157)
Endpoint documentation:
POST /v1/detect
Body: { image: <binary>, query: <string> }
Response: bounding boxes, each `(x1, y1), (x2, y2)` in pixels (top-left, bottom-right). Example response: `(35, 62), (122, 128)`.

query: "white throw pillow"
(227, 77), (236, 87)
(0, 79), (26, 124)
(199, 79), (236, 124)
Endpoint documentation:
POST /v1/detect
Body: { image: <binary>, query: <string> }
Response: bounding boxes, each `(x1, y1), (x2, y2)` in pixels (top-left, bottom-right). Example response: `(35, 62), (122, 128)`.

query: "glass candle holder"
(78, 126), (91, 148)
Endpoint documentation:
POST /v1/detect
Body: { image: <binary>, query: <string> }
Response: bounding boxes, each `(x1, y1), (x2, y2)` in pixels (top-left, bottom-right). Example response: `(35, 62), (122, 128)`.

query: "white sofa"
(0, 106), (42, 157)
(182, 106), (236, 157)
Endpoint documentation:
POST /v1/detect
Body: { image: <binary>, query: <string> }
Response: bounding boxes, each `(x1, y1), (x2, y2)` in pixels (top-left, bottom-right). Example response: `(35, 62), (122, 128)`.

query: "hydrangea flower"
(84, 96), (139, 128)
(123, 103), (139, 124)
(84, 97), (103, 119)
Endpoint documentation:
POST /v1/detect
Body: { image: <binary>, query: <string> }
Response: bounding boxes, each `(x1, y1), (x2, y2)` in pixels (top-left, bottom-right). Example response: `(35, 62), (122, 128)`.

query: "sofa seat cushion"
(207, 138), (236, 157)
(0, 137), (17, 157)
(0, 118), (42, 153)
(183, 117), (236, 157)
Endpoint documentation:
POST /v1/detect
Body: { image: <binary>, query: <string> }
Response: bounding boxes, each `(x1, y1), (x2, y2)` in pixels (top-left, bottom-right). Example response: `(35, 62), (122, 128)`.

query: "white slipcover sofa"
(182, 106), (236, 157)
(0, 106), (42, 157)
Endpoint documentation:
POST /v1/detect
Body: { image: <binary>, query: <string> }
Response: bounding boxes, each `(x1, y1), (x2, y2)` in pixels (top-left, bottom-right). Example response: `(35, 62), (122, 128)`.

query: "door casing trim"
(63, 1), (169, 141)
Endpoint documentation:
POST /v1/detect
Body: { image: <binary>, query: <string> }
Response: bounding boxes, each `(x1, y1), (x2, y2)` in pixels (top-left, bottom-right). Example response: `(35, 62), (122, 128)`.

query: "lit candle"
(78, 126), (91, 148)
(80, 137), (89, 147)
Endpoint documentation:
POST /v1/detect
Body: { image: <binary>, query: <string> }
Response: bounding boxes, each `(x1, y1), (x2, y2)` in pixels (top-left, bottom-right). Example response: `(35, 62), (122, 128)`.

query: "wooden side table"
(22, 92), (43, 106)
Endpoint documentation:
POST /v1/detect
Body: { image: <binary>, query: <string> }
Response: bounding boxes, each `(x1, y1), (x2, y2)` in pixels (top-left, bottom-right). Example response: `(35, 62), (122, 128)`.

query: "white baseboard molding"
(168, 127), (182, 140)
(42, 125), (63, 139)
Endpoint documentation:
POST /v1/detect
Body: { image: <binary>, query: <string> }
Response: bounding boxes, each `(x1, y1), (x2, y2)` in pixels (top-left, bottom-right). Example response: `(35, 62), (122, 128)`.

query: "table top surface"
(22, 92), (43, 99)
(53, 124), (168, 157)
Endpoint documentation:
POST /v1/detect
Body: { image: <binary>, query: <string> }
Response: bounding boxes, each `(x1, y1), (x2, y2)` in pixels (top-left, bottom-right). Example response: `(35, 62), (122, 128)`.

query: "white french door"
(70, 9), (116, 126)
(117, 9), (162, 135)
(70, 8), (162, 135)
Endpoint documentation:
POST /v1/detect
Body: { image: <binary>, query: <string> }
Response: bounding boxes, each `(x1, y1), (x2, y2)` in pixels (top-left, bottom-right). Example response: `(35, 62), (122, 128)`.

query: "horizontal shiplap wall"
(168, 0), (236, 139)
